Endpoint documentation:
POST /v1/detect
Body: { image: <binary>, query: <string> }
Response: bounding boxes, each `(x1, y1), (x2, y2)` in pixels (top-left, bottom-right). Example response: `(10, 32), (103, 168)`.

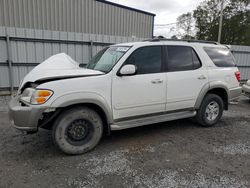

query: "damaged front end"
(9, 53), (104, 133)
(9, 82), (59, 133)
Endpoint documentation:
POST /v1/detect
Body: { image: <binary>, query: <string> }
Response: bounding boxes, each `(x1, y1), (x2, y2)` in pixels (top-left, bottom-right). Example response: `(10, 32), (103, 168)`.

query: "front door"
(112, 46), (166, 120)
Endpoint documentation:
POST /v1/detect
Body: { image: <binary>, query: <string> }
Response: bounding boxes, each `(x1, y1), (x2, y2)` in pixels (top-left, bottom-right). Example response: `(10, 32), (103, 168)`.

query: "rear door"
(165, 45), (208, 111)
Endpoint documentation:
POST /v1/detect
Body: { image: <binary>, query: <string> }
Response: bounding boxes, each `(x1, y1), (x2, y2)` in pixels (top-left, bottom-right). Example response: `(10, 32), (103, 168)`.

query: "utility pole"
(187, 15), (192, 40)
(218, 0), (224, 43)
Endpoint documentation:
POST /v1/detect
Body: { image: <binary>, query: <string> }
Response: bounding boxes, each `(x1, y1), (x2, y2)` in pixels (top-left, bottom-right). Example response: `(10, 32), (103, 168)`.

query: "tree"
(176, 12), (195, 39)
(193, 0), (250, 45)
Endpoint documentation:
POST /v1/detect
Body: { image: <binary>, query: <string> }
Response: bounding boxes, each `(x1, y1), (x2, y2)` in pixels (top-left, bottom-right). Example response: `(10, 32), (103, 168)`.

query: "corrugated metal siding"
(1, 27), (249, 90)
(231, 45), (250, 80)
(0, 0), (154, 38)
(0, 26), (145, 89)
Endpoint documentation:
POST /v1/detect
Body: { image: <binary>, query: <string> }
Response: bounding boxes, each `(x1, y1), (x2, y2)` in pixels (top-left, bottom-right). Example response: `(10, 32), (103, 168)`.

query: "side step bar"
(110, 110), (196, 130)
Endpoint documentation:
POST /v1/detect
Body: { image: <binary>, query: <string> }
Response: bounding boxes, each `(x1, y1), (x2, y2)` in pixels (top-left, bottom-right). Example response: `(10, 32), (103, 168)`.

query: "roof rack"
(144, 36), (219, 45)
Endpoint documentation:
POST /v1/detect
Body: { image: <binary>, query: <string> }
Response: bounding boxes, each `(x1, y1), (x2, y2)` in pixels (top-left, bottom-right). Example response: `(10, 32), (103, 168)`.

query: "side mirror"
(118, 64), (137, 76)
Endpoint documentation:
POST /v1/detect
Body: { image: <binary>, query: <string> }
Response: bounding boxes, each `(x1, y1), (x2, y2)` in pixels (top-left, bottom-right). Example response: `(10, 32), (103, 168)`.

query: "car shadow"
(2, 118), (200, 158)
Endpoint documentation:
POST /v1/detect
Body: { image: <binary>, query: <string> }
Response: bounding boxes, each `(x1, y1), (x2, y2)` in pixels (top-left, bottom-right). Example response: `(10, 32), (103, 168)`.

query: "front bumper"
(8, 96), (46, 132)
(228, 86), (242, 101)
(242, 84), (250, 97)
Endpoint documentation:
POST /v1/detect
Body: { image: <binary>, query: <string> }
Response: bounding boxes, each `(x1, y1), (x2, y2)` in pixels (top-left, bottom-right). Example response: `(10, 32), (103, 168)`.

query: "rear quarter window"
(203, 47), (236, 67)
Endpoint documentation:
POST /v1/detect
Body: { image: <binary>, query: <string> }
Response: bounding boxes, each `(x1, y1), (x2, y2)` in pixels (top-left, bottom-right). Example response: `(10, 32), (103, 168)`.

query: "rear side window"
(125, 46), (162, 74)
(166, 46), (201, 72)
(204, 47), (236, 67)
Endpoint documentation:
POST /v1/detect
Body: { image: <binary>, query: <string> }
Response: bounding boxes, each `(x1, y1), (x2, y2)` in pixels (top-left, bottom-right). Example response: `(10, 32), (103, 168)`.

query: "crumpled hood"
(20, 53), (104, 88)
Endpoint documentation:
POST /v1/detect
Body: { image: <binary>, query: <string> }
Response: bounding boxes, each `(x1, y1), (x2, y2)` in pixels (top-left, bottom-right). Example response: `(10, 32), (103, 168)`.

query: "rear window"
(167, 46), (201, 71)
(204, 47), (236, 67)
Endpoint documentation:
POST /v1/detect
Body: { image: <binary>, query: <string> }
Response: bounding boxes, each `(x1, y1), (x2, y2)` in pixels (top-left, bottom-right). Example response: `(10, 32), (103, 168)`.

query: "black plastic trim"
(114, 108), (195, 123)
(147, 38), (219, 45)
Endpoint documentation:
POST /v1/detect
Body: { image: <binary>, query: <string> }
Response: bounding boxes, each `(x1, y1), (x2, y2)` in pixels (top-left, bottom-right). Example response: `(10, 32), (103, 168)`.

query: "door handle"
(197, 75), (207, 80)
(151, 79), (163, 84)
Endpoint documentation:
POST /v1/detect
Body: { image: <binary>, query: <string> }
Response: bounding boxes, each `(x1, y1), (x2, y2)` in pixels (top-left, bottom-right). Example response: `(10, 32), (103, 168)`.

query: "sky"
(108, 0), (204, 38)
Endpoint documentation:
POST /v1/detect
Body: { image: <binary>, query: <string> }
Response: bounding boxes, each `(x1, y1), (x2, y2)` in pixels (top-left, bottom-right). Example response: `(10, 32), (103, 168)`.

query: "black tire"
(52, 107), (103, 155)
(196, 94), (224, 127)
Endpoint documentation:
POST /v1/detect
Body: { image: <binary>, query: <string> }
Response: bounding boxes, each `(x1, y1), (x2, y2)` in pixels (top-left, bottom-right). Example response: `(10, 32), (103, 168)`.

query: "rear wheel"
(52, 107), (103, 155)
(196, 94), (224, 127)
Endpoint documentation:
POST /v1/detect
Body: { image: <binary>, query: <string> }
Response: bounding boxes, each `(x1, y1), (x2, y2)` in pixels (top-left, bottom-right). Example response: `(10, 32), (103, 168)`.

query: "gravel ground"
(0, 95), (11, 112)
(0, 97), (250, 188)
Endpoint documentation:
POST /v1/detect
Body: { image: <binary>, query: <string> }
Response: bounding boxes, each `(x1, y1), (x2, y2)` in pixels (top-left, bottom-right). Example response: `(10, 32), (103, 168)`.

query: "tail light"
(235, 71), (240, 82)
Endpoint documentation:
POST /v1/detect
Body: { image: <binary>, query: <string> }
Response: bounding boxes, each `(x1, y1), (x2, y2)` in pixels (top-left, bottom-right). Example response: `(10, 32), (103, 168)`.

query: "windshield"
(86, 46), (130, 73)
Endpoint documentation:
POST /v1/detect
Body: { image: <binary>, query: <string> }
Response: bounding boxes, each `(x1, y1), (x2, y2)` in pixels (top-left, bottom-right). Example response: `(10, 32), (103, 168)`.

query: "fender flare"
(50, 92), (113, 124)
(195, 81), (229, 109)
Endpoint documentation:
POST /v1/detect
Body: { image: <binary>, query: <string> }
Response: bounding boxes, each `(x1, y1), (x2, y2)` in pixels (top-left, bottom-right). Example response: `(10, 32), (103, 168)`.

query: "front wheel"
(196, 94), (224, 127)
(52, 107), (103, 155)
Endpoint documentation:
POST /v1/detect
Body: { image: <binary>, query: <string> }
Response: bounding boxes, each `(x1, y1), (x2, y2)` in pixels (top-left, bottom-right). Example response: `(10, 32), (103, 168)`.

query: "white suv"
(9, 39), (242, 154)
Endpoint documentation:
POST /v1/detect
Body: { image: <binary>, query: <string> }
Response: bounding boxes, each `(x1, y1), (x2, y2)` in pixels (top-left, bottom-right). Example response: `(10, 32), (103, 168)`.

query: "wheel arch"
(59, 103), (110, 135)
(48, 92), (112, 135)
(195, 82), (229, 110)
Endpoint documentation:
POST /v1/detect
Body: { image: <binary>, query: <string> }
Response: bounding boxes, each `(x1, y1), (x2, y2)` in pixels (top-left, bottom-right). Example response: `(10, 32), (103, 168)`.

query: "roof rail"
(144, 36), (219, 45)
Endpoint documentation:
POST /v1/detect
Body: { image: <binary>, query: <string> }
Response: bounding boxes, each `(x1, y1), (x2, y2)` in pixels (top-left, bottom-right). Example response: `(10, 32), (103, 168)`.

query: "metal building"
(0, 0), (155, 38)
(0, 0), (155, 93)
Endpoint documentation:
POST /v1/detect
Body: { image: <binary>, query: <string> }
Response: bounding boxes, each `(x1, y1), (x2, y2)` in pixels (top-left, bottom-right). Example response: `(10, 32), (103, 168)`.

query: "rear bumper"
(228, 86), (242, 101)
(242, 84), (250, 97)
(8, 96), (46, 132)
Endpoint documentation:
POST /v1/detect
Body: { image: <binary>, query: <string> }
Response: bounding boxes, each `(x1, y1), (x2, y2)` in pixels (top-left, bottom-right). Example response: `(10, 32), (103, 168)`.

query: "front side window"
(204, 47), (236, 67)
(86, 46), (130, 73)
(125, 46), (162, 74)
(167, 46), (201, 72)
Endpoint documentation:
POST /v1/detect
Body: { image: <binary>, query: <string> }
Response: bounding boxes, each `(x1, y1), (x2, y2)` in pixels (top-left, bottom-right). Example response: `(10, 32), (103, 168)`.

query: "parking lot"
(0, 96), (250, 187)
